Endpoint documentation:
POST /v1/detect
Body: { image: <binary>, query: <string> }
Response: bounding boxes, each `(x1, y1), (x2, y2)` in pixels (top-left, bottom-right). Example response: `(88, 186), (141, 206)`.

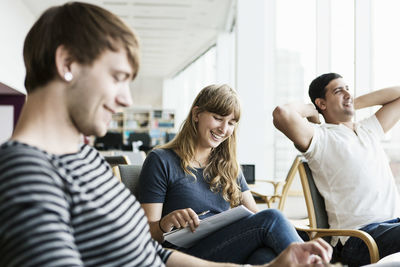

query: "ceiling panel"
(21, 0), (235, 78)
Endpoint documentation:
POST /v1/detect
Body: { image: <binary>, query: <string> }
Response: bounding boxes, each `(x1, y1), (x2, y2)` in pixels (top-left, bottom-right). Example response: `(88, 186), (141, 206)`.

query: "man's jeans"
(175, 209), (302, 264)
(338, 218), (400, 267)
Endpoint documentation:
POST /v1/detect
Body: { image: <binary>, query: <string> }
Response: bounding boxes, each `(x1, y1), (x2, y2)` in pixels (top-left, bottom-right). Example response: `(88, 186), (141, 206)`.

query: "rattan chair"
(104, 155), (130, 168)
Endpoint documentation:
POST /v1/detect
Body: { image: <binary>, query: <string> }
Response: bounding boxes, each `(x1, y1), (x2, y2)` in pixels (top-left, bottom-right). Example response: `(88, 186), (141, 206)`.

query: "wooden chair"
(104, 155), (131, 168)
(250, 155), (302, 210)
(296, 156), (380, 264)
(116, 151), (146, 165)
(112, 164), (142, 197)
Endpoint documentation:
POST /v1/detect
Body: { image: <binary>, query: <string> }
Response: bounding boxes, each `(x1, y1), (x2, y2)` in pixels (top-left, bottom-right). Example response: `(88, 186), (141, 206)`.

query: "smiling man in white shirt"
(273, 72), (400, 266)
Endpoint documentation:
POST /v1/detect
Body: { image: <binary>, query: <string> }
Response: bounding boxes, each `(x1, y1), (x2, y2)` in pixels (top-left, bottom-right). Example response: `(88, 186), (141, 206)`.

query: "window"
(274, 0), (316, 179)
(372, 0), (400, 184)
(331, 0), (354, 90)
(163, 46), (217, 131)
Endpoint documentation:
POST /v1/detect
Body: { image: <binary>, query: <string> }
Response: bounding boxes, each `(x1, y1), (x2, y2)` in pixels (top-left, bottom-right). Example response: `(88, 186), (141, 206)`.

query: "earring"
(64, 72), (73, 82)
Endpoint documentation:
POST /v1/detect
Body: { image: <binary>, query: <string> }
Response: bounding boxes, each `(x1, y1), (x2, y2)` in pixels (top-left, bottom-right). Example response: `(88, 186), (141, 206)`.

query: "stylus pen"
(197, 210), (210, 216)
(170, 210), (211, 231)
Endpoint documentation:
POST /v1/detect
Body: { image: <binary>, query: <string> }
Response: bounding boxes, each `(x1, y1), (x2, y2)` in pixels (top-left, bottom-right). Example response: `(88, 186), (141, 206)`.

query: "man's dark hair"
(308, 73), (342, 113)
(23, 1), (140, 93)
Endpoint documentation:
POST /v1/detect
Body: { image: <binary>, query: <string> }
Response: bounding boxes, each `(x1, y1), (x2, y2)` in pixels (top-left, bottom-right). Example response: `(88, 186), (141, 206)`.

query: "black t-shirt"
(138, 148), (249, 218)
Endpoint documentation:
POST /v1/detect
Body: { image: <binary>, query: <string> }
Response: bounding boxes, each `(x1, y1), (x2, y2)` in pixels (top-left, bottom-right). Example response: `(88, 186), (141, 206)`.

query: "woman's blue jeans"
(168, 209), (302, 264)
(338, 218), (400, 267)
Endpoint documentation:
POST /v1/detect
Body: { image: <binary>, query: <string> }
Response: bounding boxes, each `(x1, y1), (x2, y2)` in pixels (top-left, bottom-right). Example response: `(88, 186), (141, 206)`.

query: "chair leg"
(265, 199), (271, 208)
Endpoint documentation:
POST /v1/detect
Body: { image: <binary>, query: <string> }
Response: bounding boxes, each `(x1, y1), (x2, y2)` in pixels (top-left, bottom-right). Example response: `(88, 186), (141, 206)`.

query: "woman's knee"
(252, 209), (288, 225)
(259, 208), (286, 220)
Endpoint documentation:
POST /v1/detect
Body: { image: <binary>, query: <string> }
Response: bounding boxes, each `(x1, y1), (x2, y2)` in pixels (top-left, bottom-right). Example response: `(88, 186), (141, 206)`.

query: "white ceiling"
(21, 0), (235, 79)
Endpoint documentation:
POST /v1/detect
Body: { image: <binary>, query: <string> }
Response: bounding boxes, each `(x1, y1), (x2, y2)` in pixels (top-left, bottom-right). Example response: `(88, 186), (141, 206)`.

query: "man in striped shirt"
(0, 2), (331, 266)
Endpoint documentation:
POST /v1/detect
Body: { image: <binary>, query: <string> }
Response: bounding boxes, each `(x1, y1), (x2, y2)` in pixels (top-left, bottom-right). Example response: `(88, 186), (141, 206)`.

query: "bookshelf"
(108, 107), (175, 147)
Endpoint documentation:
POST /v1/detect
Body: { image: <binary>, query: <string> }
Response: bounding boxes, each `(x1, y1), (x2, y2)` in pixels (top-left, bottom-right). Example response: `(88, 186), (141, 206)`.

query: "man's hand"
(166, 238), (335, 267)
(306, 104), (321, 124)
(266, 238), (333, 267)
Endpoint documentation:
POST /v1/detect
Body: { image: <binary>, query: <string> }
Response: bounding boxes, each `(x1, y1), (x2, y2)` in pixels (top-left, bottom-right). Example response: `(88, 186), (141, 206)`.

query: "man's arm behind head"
(272, 103), (318, 152)
(354, 86), (400, 133)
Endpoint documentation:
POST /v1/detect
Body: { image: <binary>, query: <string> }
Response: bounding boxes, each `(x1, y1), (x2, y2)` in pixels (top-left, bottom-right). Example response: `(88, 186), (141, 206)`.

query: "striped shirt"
(0, 141), (171, 267)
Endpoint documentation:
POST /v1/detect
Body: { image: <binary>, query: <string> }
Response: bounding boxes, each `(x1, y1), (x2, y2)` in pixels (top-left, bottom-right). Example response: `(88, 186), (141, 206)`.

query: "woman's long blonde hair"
(160, 84), (242, 207)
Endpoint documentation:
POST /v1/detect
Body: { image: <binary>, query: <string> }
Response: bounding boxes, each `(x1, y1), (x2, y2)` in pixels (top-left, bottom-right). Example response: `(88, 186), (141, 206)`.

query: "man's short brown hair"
(23, 1), (140, 93)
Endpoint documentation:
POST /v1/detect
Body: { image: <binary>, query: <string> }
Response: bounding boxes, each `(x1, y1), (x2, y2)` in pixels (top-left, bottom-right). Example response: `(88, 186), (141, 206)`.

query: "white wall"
(0, 0), (35, 93)
(236, 0), (276, 180)
(130, 76), (163, 108)
(0, 105), (14, 143)
(216, 31), (236, 87)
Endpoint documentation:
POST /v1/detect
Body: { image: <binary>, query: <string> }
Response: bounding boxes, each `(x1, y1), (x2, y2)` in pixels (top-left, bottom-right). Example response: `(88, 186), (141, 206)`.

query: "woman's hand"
(160, 208), (200, 233)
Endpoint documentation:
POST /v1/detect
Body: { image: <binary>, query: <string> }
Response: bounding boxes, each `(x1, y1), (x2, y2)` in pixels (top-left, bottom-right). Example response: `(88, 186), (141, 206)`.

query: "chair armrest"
(289, 218), (310, 228)
(112, 166), (122, 182)
(296, 227), (380, 263)
(250, 180), (286, 207)
(254, 180), (285, 195)
(256, 180), (285, 186)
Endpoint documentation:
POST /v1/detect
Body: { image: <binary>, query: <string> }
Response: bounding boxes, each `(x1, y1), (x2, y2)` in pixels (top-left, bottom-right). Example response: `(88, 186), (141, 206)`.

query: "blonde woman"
(138, 84), (302, 264)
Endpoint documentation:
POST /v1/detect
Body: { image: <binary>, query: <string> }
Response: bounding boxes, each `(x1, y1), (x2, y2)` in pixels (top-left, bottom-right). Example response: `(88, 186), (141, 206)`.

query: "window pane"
(331, 0), (354, 90)
(274, 0), (316, 179)
(372, 0), (400, 185)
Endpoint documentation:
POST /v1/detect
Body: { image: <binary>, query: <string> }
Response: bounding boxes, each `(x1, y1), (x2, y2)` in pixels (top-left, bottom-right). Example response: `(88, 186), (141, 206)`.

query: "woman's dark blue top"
(138, 149), (249, 218)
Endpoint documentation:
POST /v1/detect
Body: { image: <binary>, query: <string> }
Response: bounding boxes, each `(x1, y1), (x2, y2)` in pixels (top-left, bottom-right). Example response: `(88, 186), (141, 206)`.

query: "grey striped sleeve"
(0, 147), (82, 267)
(0, 142), (171, 267)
